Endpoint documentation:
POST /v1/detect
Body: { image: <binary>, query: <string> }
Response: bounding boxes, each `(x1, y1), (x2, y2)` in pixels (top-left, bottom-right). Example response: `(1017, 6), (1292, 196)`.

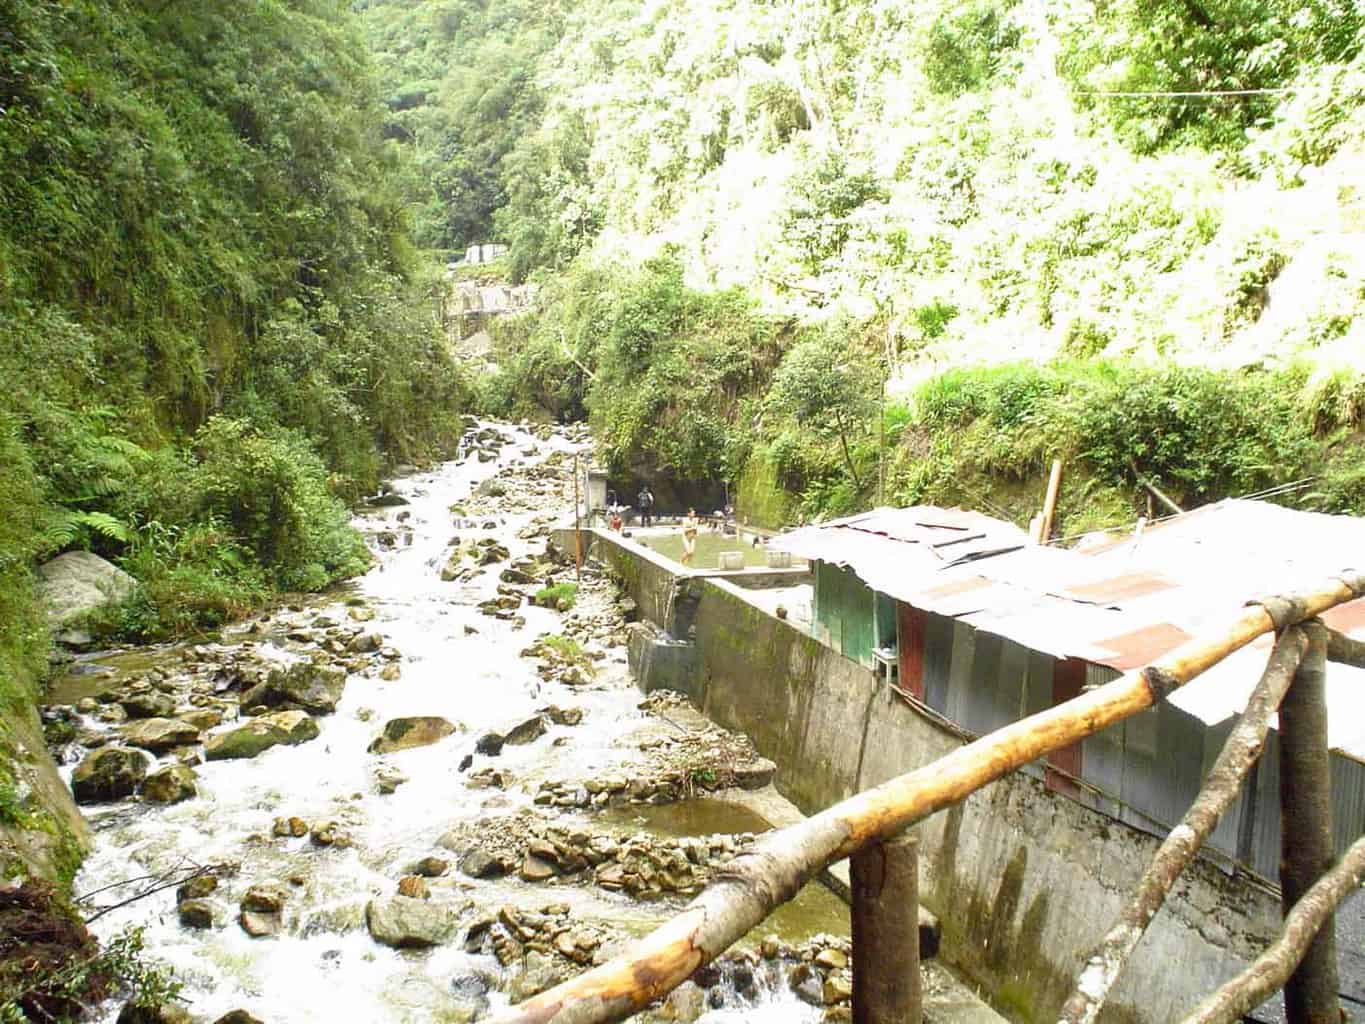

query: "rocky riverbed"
(43, 420), (995, 1024)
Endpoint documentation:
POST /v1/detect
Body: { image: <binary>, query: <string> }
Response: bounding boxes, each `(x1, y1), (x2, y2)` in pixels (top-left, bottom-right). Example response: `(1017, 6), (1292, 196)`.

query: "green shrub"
(535, 582), (579, 609)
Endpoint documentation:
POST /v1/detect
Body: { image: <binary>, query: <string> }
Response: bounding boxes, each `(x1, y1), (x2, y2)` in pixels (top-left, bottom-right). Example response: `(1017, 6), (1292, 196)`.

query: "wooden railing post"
(1278, 619), (1339, 1024)
(851, 831), (921, 1024)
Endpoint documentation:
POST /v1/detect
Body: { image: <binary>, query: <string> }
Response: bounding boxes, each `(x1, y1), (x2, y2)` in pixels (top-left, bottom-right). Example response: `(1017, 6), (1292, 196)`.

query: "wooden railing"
(488, 573), (1365, 1024)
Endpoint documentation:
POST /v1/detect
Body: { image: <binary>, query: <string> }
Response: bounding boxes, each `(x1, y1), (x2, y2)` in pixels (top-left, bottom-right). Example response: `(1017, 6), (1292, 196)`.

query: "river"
(55, 422), (839, 1023)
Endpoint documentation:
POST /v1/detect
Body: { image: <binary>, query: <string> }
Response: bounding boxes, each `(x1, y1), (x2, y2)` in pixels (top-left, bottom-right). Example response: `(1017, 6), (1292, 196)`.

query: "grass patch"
(534, 582), (579, 610)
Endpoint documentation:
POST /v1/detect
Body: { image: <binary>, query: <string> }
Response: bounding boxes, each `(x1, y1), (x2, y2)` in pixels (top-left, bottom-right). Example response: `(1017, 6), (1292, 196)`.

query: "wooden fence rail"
(488, 573), (1365, 1024)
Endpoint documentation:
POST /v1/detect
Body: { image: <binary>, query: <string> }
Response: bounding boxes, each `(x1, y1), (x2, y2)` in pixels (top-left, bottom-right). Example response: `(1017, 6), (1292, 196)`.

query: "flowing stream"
(56, 423), (838, 1023)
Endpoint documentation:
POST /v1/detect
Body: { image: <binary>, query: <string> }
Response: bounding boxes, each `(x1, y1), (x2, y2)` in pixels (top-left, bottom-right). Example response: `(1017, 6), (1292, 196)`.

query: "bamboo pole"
(852, 832), (921, 1024)
(1039, 458), (1064, 543)
(487, 573), (1365, 1024)
(1056, 627), (1308, 1024)
(1181, 835), (1365, 1024)
(1277, 620), (1339, 1023)
(573, 453), (582, 582)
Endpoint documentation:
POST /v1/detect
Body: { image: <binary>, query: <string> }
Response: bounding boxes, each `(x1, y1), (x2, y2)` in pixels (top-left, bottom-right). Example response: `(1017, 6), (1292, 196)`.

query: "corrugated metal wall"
(896, 608), (1364, 884)
(813, 561), (876, 667)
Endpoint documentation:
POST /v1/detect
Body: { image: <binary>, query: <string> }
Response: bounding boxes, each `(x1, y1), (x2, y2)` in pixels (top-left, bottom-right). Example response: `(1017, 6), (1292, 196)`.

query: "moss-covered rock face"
(203, 720), (293, 761)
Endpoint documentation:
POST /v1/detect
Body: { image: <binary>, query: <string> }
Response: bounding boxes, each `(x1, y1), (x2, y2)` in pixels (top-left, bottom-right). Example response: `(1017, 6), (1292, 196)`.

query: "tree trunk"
(852, 832), (921, 1024)
(1181, 836), (1365, 1024)
(1277, 619), (1339, 1024)
(1057, 627), (1307, 1024)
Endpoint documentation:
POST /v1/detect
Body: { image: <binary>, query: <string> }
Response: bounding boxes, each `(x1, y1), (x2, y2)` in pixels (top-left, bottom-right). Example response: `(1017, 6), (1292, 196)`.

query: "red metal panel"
(1047, 657), (1086, 797)
(1060, 572), (1178, 604)
(1094, 621), (1192, 671)
(898, 602), (926, 700)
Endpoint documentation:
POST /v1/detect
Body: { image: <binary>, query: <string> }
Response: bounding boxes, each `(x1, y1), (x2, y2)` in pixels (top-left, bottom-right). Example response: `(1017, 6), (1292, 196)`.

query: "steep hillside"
(363, 0), (1365, 528)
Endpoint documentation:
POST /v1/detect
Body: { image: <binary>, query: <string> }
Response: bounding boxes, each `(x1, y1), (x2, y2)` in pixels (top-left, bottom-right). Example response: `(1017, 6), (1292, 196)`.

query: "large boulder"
(121, 718), (201, 753)
(35, 551), (137, 628)
(503, 714), (547, 746)
(365, 895), (458, 948)
(367, 717), (457, 754)
(142, 765), (198, 804)
(71, 747), (148, 803)
(119, 691), (176, 720)
(239, 661), (346, 715)
(204, 720), (290, 761)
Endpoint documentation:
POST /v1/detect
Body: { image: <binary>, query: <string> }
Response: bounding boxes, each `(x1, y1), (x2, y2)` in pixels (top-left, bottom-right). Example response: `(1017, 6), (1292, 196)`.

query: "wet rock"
(119, 691), (176, 720)
(121, 717), (201, 753)
(374, 765), (408, 794)
(378, 663), (402, 682)
(474, 731), (505, 756)
(367, 493), (409, 507)
(397, 875), (429, 899)
(239, 883), (287, 938)
(348, 606), (376, 622)
(410, 856), (449, 878)
(179, 708), (224, 731)
(347, 631), (383, 654)
(272, 816), (309, 838)
(460, 849), (506, 879)
(239, 660), (346, 715)
(142, 765), (198, 804)
(257, 709), (320, 745)
(791, 963), (825, 1007)
(116, 1002), (193, 1024)
(518, 854), (558, 882)
(178, 898), (219, 930)
(204, 719), (291, 761)
(367, 716), (457, 754)
(732, 757), (777, 791)
(365, 895), (457, 948)
(823, 971), (854, 1004)
(212, 1013), (264, 1024)
(448, 972), (491, 1023)
(309, 821), (350, 848)
(71, 747), (149, 803)
(503, 714), (547, 746)
(176, 875), (218, 903)
(540, 705), (583, 726)
(507, 951), (571, 1001)
(659, 981), (707, 1022)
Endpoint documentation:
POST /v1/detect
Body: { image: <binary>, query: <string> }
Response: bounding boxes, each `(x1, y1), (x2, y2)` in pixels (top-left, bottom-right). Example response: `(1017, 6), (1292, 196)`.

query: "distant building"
(775, 500), (1365, 881)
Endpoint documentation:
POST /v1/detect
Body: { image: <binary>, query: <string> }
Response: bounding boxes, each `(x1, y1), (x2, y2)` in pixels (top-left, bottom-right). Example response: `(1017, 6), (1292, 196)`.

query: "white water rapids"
(63, 424), (826, 1023)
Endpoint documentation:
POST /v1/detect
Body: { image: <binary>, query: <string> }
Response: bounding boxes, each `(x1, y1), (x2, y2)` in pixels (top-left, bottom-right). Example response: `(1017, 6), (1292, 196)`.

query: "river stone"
(503, 714), (547, 746)
(205, 719), (291, 761)
(212, 1013), (264, 1024)
(119, 691), (176, 720)
(449, 972), (491, 1022)
(367, 716), (457, 754)
(518, 853), (557, 882)
(365, 895), (457, 948)
(36, 551), (137, 628)
(177, 898), (219, 930)
(367, 492), (409, 507)
(142, 765), (198, 804)
(732, 757), (777, 791)
(823, 970), (854, 1004)
(411, 856), (449, 878)
(507, 951), (571, 1002)
(397, 875), (429, 899)
(258, 709), (321, 745)
(792, 965), (825, 1007)
(179, 708), (223, 731)
(814, 947), (848, 970)
(474, 731), (504, 756)
(459, 849), (505, 879)
(116, 1002), (193, 1024)
(122, 717), (201, 753)
(239, 660), (346, 714)
(177, 875), (218, 903)
(241, 884), (288, 914)
(71, 747), (148, 803)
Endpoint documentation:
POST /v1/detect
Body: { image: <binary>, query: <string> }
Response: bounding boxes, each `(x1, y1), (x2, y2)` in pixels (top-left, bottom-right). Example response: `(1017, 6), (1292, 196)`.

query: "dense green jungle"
(2, 0), (1365, 1008)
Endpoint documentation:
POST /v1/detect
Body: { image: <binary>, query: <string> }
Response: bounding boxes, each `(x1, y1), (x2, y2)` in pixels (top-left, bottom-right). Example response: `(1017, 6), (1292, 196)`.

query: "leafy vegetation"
(0, 0), (469, 649)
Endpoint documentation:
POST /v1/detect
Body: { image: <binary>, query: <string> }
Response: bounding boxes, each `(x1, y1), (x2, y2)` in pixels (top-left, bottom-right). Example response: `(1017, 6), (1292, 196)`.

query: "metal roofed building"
(773, 499), (1365, 882)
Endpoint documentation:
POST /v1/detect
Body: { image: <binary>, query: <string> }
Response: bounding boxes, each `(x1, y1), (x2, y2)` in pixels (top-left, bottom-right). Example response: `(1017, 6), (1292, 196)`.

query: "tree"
(769, 326), (879, 490)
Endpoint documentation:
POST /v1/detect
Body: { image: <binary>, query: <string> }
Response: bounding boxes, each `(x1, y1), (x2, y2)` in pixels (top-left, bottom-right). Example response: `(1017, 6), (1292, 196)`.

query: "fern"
(41, 508), (134, 554)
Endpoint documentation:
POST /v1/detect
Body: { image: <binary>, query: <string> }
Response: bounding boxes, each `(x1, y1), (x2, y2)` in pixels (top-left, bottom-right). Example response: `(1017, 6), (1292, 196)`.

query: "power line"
(1079, 87), (1299, 98)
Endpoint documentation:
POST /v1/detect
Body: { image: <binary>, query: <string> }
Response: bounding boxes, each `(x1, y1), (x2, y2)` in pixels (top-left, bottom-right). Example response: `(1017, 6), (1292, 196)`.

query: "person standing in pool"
(637, 485), (655, 528)
(681, 508), (700, 565)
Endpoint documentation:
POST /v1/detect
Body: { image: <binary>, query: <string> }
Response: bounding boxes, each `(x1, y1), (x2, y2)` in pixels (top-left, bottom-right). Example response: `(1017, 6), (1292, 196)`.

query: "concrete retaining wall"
(568, 527), (1281, 1023)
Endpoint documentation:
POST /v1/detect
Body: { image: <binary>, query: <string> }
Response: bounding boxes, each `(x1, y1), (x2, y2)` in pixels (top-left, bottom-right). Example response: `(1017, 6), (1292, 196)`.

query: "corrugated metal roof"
(774, 499), (1365, 761)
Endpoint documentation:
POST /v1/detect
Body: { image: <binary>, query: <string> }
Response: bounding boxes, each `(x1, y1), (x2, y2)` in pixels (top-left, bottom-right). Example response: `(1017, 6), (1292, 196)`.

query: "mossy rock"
(70, 748), (149, 804)
(204, 721), (291, 761)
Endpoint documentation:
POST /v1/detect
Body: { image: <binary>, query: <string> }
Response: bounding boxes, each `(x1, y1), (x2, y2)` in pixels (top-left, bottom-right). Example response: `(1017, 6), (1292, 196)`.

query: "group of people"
(603, 485), (742, 565)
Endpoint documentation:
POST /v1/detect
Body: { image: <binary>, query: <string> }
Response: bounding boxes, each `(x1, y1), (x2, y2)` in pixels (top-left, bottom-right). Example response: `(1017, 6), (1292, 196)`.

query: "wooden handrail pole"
(852, 832), (921, 1024)
(1278, 619), (1339, 1023)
